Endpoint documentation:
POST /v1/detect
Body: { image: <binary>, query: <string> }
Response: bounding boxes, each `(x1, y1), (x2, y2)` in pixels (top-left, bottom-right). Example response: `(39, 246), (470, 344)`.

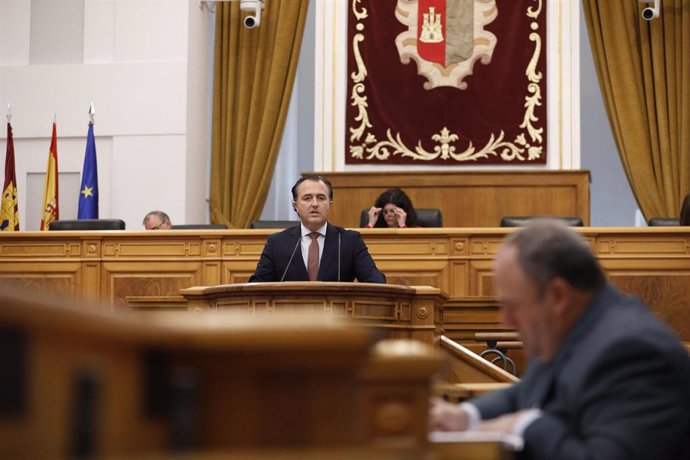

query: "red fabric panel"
(345, 0), (548, 165)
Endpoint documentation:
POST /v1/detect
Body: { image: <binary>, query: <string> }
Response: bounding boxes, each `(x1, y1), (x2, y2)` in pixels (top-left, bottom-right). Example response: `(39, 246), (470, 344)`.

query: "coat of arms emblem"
(395, 0), (498, 90)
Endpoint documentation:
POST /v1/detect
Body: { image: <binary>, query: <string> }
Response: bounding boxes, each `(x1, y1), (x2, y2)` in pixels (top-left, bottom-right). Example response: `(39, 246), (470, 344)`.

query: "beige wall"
(0, 0), (212, 230)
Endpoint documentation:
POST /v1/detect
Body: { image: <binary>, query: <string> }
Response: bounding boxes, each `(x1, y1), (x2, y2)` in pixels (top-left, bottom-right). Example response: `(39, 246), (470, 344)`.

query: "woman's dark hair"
(372, 188), (418, 228)
(680, 193), (690, 226)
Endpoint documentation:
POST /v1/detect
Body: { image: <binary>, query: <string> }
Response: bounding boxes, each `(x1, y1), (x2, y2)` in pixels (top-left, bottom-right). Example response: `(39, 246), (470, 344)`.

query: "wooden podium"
(180, 282), (448, 345)
(0, 285), (451, 458)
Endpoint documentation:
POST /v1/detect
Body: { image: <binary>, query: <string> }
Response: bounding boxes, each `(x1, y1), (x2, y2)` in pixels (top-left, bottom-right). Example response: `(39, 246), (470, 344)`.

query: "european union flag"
(77, 122), (98, 219)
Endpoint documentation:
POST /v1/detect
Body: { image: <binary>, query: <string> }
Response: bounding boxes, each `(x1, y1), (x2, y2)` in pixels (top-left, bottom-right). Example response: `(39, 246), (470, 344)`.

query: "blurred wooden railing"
(0, 284), (520, 459)
(440, 336), (519, 384)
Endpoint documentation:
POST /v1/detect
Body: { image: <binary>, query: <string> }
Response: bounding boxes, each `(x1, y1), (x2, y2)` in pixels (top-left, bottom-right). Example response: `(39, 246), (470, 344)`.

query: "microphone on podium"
(280, 235), (302, 282)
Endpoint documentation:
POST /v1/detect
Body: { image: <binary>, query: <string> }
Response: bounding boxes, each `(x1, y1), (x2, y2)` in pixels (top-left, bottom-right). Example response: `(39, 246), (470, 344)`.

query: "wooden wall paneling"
(465, 234), (502, 296)
(221, 232), (269, 284)
(468, 236), (504, 258)
(376, 261), (447, 290)
(100, 235), (211, 309)
(443, 298), (504, 343)
(103, 262), (203, 310)
(202, 262), (221, 285)
(595, 234), (690, 256)
(0, 234), (87, 298)
(364, 232), (450, 292)
(101, 239), (202, 258)
(467, 261), (495, 297)
(364, 233), (450, 256)
(222, 262), (259, 284)
(602, 258), (690, 343)
(81, 262), (101, 301)
(0, 264), (82, 298)
(318, 171), (590, 228)
(80, 239), (103, 301)
(593, 231), (690, 342)
(200, 237), (223, 286)
(0, 237), (82, 259)
(608, 272), (690, 341)
(446, 236), (470, 297)
(448, 262), (469, 297)
(449, 236), (469, 259)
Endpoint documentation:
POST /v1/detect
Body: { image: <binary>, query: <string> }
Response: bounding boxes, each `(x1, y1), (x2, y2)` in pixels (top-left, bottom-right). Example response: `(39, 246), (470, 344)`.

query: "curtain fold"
(210, 0), (309, 228)
(582, 0), (690, 219)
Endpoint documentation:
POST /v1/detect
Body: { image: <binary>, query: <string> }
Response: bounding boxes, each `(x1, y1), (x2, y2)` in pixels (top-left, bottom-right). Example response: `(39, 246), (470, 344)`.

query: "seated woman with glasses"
(364, 188), (419, 228)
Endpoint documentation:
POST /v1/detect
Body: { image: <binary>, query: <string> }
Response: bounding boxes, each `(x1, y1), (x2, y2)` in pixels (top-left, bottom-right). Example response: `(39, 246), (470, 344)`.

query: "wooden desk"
(1, 227), (689, 341)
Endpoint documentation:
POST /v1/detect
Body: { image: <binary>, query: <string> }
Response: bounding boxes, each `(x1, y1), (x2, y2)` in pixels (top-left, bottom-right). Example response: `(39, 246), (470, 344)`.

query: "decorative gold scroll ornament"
(348, 0), (544, 163)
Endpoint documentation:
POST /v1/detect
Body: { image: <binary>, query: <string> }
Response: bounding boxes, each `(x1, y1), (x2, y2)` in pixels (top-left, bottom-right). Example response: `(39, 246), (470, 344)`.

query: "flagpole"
(2, 103), (20, 231)
(78, 103), (99, 220)
(40, 117), (59, 230)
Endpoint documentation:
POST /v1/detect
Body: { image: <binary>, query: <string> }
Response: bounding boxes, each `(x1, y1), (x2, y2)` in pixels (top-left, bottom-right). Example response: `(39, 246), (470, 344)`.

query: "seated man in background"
(430, 220), (690, 460)
(365, 187), (418, 228)
(249, 175), (385, 283)
(143, 210), (172, 230)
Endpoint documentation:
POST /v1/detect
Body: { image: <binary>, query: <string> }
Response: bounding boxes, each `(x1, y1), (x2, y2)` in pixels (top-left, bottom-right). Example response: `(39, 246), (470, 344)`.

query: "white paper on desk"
(429, 430), (524, 451)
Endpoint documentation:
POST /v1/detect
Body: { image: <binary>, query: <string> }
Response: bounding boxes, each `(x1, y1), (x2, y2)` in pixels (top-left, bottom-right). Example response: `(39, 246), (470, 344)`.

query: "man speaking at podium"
(249, 175), (385, 283)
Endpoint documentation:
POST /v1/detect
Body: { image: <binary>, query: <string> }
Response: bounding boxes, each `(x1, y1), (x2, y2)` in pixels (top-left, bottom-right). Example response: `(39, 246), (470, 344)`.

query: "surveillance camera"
(638, 0), (660, 20)
(641, 6), (658, 20)
(240, 0), (264, 28)
(244, 15), (258, 28)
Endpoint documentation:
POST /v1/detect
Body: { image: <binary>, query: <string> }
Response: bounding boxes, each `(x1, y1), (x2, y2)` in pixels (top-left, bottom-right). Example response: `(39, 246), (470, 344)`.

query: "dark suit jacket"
(470, 284), (690, 460)
(248, 224), (385, 283)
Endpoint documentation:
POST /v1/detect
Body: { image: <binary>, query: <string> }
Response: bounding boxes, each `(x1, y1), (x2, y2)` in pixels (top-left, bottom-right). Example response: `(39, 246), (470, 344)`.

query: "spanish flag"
(1, 122), (19, 231)
(40, 123), (59, 230)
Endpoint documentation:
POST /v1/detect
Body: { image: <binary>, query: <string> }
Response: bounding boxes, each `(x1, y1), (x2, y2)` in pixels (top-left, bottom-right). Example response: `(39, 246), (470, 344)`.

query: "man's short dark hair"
(291, 175), (333, 201)
(503, 219), (606, 294)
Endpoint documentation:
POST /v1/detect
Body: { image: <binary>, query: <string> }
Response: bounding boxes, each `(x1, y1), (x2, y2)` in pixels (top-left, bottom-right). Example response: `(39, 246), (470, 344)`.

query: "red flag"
(40, 123), (59, 230)
(1, 122), (19, 231)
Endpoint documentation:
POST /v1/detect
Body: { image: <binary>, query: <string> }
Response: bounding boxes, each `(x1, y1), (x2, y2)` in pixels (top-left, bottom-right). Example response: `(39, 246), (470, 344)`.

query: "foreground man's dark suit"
(249, 224), (385, 283)
(471, 285), (690, 460)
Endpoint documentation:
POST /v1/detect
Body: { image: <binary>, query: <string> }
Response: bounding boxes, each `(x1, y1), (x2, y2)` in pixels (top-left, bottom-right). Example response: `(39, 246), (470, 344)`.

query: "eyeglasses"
(147, 219), (170, 230)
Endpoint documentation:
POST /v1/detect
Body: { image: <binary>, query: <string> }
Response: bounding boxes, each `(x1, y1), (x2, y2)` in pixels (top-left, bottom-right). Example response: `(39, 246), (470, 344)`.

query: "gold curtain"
(210, 0), (309, 228)
(582, 0), (690, 219)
